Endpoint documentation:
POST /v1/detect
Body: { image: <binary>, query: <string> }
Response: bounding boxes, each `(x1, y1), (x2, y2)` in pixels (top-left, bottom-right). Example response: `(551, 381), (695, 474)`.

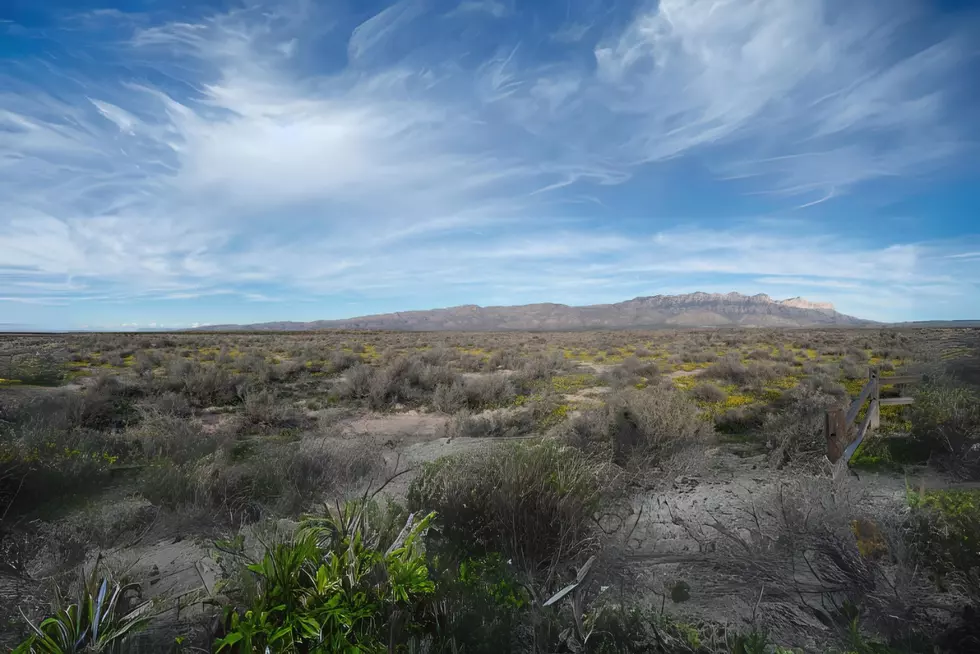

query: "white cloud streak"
(0, 0), (978, 323)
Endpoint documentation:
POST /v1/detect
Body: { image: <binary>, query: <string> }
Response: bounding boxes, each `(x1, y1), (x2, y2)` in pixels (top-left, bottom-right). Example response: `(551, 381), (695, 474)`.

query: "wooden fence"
(825, 369), (922, 464)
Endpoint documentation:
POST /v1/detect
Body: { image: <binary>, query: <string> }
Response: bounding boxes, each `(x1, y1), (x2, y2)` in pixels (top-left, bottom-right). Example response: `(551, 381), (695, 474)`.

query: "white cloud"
(453, 1), (510, 18)
(0, 0), (977, 323)
(551, 22), (592, 43)
(89, 99), (140, 134)
(347, 0), (428, 64)
(581, 0), (975, 193)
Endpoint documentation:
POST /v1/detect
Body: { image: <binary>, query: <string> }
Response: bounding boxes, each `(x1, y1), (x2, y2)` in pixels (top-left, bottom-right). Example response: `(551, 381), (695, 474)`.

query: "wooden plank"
(845, 376), (877, 426)
(878, 375), (922, 386)
(878, 396), (915, 406)
(825, 407), (847, 463)
(844, 399), (878, 462)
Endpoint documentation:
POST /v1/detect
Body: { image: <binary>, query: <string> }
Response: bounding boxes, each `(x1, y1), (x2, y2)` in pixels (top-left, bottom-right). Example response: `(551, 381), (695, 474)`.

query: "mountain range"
(194, 292), (874, 331)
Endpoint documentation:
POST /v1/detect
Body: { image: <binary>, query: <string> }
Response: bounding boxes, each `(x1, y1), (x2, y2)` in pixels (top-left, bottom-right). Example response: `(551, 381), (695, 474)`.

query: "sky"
(1, 0), (979, 331)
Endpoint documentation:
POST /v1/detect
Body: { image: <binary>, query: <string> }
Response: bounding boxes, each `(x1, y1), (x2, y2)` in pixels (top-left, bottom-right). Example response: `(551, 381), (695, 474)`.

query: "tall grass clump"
(910, 378), (980, 478)
(554, 386), (712, 470)
(408, 441), (617, 570)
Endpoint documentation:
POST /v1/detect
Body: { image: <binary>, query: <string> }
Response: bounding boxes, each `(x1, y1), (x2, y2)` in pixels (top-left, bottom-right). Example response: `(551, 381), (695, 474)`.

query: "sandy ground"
(335, 409), (449, 444)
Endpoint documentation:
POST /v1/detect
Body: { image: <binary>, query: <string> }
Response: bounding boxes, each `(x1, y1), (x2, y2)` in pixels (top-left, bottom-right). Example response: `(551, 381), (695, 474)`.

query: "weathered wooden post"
(869, 369), (880, 430)
(825, 407), (847, 463)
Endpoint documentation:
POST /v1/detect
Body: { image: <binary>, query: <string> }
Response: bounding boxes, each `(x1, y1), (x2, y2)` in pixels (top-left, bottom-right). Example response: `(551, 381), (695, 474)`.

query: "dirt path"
(335, 409), (449, 445)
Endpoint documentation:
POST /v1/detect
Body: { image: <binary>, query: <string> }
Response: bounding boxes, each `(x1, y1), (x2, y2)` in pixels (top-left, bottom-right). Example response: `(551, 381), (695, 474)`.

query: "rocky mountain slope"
(196, 292), (874, 331)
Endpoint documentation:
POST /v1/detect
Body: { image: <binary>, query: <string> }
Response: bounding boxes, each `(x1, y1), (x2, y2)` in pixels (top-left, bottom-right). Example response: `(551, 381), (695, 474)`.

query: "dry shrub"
(408, 441), (618, 570)
(342, 363), (374, 398)
(0, 400), (133, 516)
(237, 353), (268, 374)
(432, 381), (468, 413)
(240, 388), (310, 431)
(620, 356), (660, 378)
(329, 350), (360, 372)
(801, 374), (848, 399)
(679, 347), (718, 364)
(691, 382), (727, 403)
(910, 378), (980, 478)
(269, 359), (304, 382)
(763, 385), (843, 468)
(141, 437), (380, 519)
(65, 374), (141, 431)
(556, 386), (712, 470)
(605, 387), (712, 468)
(129, 408), (222, 464)
(338, 358), (461, 410)
(433, 373), (515, 413)
(441, 407), (537, 439)
(463, 372), (516, 409)
(703, 355), (749, 384)
(518, 352), (569, 381)
(161, 360), (243, 407)
(456, 353), (486, 372)
(133, 350), (158, 377)
(680, 477), (948, 649)
(418, 345), (451, 366)
(841, 360), (869, 381)
(906, 488), (980, 615)
(714, 404), (767, 435)
(140, 391), (191, 418)
(704, 356), (790, 390)
(600, 357), (660, 389)
(487, 349), (523, 370)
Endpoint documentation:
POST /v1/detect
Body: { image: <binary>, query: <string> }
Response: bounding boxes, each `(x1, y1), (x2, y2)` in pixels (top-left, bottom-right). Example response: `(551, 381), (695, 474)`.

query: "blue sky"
(1, 0), (979, 330)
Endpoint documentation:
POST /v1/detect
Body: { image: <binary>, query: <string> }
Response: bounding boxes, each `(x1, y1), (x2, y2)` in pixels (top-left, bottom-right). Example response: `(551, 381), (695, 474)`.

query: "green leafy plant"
(12, 560), (152, 653)
(214, 500), (437, 652)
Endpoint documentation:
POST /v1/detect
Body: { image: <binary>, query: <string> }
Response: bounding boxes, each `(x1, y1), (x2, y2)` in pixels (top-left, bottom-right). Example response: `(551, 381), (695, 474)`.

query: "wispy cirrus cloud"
(0, 0), (978, 326)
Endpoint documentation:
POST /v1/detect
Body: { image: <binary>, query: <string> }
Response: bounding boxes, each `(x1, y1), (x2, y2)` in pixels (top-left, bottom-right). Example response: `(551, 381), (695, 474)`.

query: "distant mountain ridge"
(195, 292), (875, 331)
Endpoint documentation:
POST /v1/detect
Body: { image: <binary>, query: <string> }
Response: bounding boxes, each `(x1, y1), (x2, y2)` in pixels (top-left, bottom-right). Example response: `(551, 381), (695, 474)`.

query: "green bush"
(907, 488), (980, 604)
(910, 379), (980, 476)
(408, 441), (614, 570)
(0, 353), (64, 387)
(1, 406), (131, 515)
(213, 503), (436, 652)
